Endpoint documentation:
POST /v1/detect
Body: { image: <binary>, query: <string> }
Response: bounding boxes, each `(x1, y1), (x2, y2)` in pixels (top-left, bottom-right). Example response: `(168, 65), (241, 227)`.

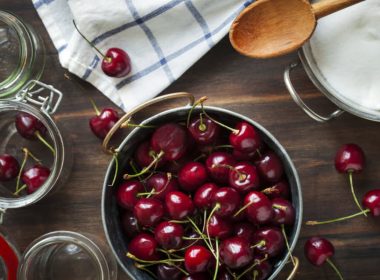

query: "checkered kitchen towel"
(32, 0), (253, 111)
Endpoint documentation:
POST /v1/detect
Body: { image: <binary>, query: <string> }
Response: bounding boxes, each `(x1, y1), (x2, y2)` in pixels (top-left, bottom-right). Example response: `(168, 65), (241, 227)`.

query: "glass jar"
(0, 10), (45, 98)
(0, 80), (72, 220)
(0, 230), (117, 280)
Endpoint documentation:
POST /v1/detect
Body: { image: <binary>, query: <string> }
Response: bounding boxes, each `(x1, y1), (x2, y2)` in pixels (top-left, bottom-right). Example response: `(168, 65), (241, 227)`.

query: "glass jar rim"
(0, 99), (65, 209)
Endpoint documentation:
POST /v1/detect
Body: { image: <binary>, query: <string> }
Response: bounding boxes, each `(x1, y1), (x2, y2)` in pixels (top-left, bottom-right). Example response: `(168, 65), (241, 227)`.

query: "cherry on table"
(116, 180), (144, 210)
(184, 245), (213, 274)
(206, 152), (235, 184)
(120, 212), (140, 238)
(194, 183), (218, 209)
(256, 151), (284, 183)
(228, 162), (260, 193)
(335, 143), (365, 173)
(128, 233), (159, 261)
(89, 101), (119, 140)
(22, 164), (50, 194)
(251, 227), (285, 257)
(229, 121), (262, 153)
(206, 214), (232, 239)
(240, 191), (273, 224)
(220, 236), (253, 269)
(165, 191), (194, 220)
(0, 154), (20, 181)
(188, 116), (220, 145)
(157, 264), (182, 280)
(133, 198), (164, 227)
(178, 161), (208, 192)
(211, 187), (240, 217)
(146, 173), (179, 200)
(154, 221), (184, 250)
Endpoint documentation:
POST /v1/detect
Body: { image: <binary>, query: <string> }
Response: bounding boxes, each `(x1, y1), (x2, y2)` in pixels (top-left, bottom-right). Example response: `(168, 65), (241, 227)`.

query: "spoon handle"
(312, 0), (364, 19)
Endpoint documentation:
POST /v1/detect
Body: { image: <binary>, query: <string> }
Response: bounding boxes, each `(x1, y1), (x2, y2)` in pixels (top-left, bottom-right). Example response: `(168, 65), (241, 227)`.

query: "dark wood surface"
(3, 0), (380, 279)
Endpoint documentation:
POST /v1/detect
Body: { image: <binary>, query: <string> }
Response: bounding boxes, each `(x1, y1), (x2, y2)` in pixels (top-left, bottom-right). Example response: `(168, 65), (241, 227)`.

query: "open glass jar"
(0, 230), (118, 280)
(0, 80), (71, 221)
(0, 10), (45, 98)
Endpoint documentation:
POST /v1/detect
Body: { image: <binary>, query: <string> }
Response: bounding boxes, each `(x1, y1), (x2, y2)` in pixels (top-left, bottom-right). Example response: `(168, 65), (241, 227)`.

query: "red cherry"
(243, 257), (273, 280)
(120, 212), (140, 238)
(272, 198), (295, 226)
(212, 187), (240, 217)
(151, 123), (188, 161)
(229, 162), (260, 193)
(22, 165), (50, 194)
(220, 237), (253, 269)
(243, 191), (274, 224)
(178, 162), (208, 192)
(233, 222), (255, 241)
(128, 233), (158, 261)
(206, 152), (235, 184)
(154, 221), (184, 250)
(116, 180), (144, 210)
(256, 151), (284, 183)
(15, 112), (47, 139)
(133, 198), (164, 227)
(184, 245), (213, 274)
(304, 237), (334, 266)
(146, 173), (179, 200)
(206, 215), (232, 239)
(135, 141), (167, 168)
(0, 154), (20, 181)
(194, 183), (218, 209)
(335, 143), (365, 173)
(89, 108), (119, 139)
(101, 48), (131, 78)
(261, 180), (290, 199)
(157, 264), (182, 280)
(188, 116), (220, 145)
(229, 122), (262, 152)
(362, 189), (380, 216)
(252, 227), (285, 257)
(165, 191), (194, 220)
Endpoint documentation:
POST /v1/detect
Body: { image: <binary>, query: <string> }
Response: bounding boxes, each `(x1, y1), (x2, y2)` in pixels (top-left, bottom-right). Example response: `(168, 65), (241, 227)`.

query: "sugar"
(309, 0), (380, 110)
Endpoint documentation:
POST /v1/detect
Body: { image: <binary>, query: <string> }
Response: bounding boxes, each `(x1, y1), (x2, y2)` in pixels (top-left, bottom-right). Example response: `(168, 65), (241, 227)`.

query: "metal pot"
(101, 93), (302, 280)
(284, 41), (380, 123)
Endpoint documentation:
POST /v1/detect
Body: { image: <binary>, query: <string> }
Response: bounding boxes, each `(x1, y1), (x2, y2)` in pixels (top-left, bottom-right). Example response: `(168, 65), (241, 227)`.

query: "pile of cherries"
(0, 112), (53, 196)
(113, 104), (296, 280)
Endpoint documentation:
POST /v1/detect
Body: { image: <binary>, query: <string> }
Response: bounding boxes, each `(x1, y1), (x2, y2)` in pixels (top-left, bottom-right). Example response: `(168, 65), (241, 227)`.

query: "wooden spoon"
(229, 0), (364, 59)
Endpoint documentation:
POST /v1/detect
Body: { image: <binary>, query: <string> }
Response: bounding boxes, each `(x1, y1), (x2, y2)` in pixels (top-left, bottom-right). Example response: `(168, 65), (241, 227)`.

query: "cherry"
(89, 106), (119, 140)
(233, 222), (255, 241)
(251, 227), (285, 257)
(261, 180), (290, 199)
(15, 112), (47, 139)
(272, 198), (295, 226)
(240, 191), (273, 224)
(243, 257), (273, 280)
(188, 116), (220, 145)
(21, 165), (50, 194)
(128, 233), (158, 261)
(305, 237), (343, 279)
(0, 154), (20, 181)
(73, 21), (131, 78)
(194, 183), (218, 209)
(157, 264), (182, 280)
(116, 180), (144, 210)
(182, 273), (209, 280)
(133, 198), (164, 227)
(184, 245), (213, 274)
(206, 152), (235, 184)
(135, 141), (166, 168)
(232, 148), (260, 162)
(211, 187), (240, 217)
(146, 173), (179, 200)
(120, 212), (140, 238)
(151, 123), (188, 161)
(229, 162), (260, 193)
(206, 215), (232, 239)
(165, 191), (194, 220)
(256, 151), (284, 183)
(220, 236), (253, 269)
(154, 221), (184, 250)
(102, 48), (131, 78)
(229, 122), (262, 153)
(335, 143), (365, 173)
(178, 162), (208, 192)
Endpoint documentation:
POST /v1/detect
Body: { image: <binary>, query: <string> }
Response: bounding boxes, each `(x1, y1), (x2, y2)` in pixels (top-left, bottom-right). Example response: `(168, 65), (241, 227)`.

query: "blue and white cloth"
(32, 0), (253, 111)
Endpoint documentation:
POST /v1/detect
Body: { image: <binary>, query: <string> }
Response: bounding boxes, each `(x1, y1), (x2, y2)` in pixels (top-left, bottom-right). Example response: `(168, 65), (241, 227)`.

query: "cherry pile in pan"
(113, 105), (297, 280)
(0, 112), (54, 196)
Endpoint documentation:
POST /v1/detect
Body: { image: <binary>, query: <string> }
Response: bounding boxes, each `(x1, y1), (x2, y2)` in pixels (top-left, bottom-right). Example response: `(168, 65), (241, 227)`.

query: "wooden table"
(3, 0), (380, 279)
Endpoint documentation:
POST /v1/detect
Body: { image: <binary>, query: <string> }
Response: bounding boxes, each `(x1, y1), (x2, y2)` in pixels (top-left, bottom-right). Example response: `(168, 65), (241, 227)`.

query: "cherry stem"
(212, 238), (220, 280)
(202, 209), (207, 232)
(169, 220), (190, 224)
(348, 172), (367, 217)
(15, 148), (40, 192)
(306, 209), (370, 225)
(149, 173), (171, 198)
(233, 200), (254, 218)
(73, 20), (108, 60)
(35, 131), (55, 156)
(135, 263), (158, 279)
(212, 163), (246, 181)
(236, 254), (268, 280)
(200, 104), (239, 134)
(213, 144), (233, 150)
(281, 224), (296, 266)
(206, 203), (221, 252)
(273, 204), (287, 211)
(186, 217), (217, 259)
(253, 270), (258, 280)
(250, 240), (265, 249)
(256, 148), (262, 158)
(186, 96), (208, 127)
(126, 252), (184, 264)
(326, 258), (344, 280)
(109, 153), (119, 187)
(124, 151), (164, 179)
(13, 184), (27, 196)
(89, 98), (101, 116)
(262, 186), (280, 195)
(120, 121), (156, 129)
(198, 113), (207, 132)
(129, 160), (144, 182)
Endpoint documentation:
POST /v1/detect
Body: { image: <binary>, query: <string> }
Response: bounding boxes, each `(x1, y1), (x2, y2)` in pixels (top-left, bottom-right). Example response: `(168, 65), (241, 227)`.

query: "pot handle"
(286, 256), (299, 280)
(284, 61), (344, 123)
(102, 92), (195, 154)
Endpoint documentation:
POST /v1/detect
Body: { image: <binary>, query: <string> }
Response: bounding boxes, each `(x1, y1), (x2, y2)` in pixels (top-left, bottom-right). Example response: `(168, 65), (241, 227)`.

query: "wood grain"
(312, 0), (364, 19)
(2, 0), (380, 279)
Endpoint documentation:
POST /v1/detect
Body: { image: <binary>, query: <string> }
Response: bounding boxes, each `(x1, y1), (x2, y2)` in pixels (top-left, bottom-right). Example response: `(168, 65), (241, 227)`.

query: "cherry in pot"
(178, 161), (208, 192)
(211, 187), (240, 217)
(146, 173), (179, 200)
(206, 152), (235, 184)
(220, 236), (253, 269)
(240, 191), (273, 224)
(165, 191), (194, 220)
(157, 264), (182, 280)
(194, 183), (218, 209)
(133, 198), (164, 227)
(206, 215), (232, 239)
(229, 162), (260, 193)
(120, 212), (140, 238)
(229, 121), (262, 153)
(128, 233), (158, 261)
(135, 141), (166, 168)
(154, 221), (184, 250)
(184, 245), (213, 274)
(188, 116), (220, 145)
(116, 180), (144, 210)
(256, 151), (284, 183)
(251, 227), (285, 257)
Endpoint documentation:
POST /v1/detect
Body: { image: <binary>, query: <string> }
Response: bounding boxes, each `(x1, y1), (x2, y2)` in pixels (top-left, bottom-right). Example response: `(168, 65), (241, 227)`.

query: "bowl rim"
(101, 105), (303, 280)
